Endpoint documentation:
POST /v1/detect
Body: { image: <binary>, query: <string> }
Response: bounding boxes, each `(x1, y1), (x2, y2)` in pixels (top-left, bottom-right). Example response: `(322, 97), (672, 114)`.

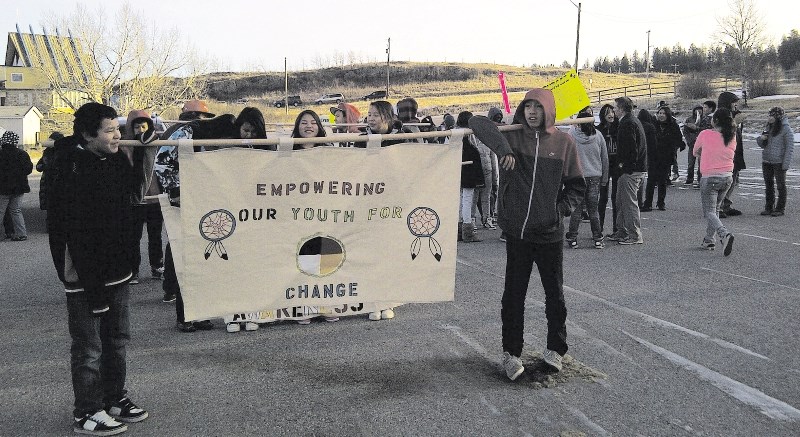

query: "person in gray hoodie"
(469, 88), (585, 379)
(756, 106), (794, 216)
(566, 109), (609, 248)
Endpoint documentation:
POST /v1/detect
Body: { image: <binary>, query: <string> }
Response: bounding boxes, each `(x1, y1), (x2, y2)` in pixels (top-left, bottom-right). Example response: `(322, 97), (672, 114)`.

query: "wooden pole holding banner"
(53, 117), (593, 148)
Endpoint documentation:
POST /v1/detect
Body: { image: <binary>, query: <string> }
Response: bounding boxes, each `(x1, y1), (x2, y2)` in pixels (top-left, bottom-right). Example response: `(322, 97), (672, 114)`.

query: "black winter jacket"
(47, 136), (134, 303)
(0, 144), (33, 195)
(616, 114), (647, 173)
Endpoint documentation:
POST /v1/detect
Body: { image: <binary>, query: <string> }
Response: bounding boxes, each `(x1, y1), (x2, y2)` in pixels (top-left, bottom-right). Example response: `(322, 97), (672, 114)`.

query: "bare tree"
(30, 2), (208, 115)
(716, 0), (767, 86)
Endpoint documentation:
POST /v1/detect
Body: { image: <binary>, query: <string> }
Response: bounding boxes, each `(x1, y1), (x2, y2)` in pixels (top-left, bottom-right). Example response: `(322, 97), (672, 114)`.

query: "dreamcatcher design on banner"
(199, 209), (236, 260)
(407, 206), (442, 261)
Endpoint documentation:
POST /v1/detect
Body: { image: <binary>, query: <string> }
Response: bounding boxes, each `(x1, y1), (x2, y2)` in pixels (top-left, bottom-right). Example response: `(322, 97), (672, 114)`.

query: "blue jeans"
(615, 172), (643, 240)
(66, 284), (130, 417)
(0, 194), (26, 238)
(567, 176), (602, 241)
(700, 176), (732, 242)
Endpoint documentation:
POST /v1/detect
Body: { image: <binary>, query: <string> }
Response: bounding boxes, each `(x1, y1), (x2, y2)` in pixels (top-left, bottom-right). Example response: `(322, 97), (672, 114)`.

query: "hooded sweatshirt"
(757, 116), (795, 169)
(469, 88), (585, 244)
(569, 126), (608, 182)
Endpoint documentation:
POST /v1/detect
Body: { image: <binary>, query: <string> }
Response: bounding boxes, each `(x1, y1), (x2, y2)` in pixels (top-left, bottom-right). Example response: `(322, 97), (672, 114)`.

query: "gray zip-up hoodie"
(757, 116), (794, 170)
(469, 88), (585, 244)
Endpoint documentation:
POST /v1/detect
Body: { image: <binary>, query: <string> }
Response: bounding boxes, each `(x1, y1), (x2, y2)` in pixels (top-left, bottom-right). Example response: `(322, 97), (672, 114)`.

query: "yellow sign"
(543, 70), (591, 120)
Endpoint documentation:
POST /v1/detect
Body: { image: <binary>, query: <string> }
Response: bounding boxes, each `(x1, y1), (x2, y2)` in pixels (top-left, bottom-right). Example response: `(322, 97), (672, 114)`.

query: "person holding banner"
(235, 107), (270, 149)
(157, 103), (217, 332)
(354, 101), (406, 149)
(457, 111), (485, 243)
(353, 100), (403, 321)
(469, 88), (585, 379)
(47, 103), (148, 435)
(291, 109), (333, 149)
(121, 110), (164, 285)
(331, 103), (362, 147)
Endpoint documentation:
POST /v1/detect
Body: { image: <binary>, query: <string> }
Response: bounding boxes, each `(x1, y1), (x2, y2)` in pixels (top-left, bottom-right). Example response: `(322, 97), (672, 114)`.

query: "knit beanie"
(1, 131), (20, 146)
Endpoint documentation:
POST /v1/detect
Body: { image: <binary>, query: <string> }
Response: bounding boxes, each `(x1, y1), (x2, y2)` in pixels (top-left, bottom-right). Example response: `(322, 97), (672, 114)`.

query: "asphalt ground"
(1, 139), (799, 437)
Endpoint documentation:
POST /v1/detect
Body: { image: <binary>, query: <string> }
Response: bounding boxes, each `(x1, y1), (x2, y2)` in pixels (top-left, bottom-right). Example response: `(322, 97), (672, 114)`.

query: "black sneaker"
(74, 410), (127, 435)
(106, 397), (148, 423)
(193, 320), (215, 330)
(162, 292), (176, 303)
(176, 321), (196, 333)
(151, 267), (164, 280)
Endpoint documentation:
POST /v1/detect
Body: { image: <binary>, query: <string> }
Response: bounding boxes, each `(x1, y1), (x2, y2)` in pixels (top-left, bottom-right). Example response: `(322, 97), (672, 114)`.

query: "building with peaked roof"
(1, 28), (89, 114)
(0, 105), (43, 147)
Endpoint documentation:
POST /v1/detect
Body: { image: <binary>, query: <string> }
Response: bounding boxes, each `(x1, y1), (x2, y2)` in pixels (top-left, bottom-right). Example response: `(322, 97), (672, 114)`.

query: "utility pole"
(574, 2), (581, 75)
(645, 30), (651, 86)
(284, 57), (288, 115)
(671, 63), (679, 74)
(386, 38), (391, 98)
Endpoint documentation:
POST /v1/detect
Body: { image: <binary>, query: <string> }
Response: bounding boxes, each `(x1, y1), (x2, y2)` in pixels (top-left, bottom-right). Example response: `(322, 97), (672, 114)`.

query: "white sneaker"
(74, 410), (127, 435)
(721, 233), (734, 257)
(368, 311), (381, 321)
(501, 351), (524, 381)
(381, 309), (395, 320)
(542, 349), (563, 372)
(297, 318), (311, 325)
(324, 316), (339, 322)
(244, 321), (259, 331)
(226, 322), (241, 333)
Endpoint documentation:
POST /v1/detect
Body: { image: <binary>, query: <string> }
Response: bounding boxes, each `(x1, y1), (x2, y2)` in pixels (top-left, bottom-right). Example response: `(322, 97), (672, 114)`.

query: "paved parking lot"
(1, 141), (798, 436)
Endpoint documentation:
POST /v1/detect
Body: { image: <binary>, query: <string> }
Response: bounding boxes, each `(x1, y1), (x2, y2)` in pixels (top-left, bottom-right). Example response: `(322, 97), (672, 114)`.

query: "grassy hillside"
(191, 62), (680, 124)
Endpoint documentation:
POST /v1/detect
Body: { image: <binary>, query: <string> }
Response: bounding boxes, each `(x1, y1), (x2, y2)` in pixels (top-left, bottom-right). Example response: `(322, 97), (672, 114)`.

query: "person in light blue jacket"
(756, 106), (794, 217)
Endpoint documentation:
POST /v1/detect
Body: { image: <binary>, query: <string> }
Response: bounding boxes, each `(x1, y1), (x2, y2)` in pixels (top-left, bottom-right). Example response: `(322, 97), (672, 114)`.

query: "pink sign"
(498, 72), (511, 114)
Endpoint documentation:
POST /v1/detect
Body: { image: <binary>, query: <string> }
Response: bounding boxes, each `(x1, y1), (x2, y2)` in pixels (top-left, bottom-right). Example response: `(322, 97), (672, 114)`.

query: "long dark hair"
(291, 110), (327, 138)
(577, 109), (596, 136)
(713, 109), (735, 145)
(656, 106), (674, 124)
(637, 109), (655, 126)
(235, 107), (266, 139)
(597, 104), (616, 132)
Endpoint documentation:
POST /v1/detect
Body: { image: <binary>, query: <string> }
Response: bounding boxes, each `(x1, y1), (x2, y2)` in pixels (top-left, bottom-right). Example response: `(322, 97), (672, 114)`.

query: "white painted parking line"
(738, 233), (800, 246)
(701, 267), (800, 291)
(622, 330), (800, 422)
(457, 258), (770, 361)
(442, 324), (497, 364)
(565, 286), (769, 361)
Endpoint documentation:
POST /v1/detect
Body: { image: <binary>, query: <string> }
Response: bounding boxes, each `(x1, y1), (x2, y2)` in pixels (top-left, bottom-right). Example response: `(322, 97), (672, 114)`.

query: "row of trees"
(590, 43), (790, 75)
(590, 0), (800, 81)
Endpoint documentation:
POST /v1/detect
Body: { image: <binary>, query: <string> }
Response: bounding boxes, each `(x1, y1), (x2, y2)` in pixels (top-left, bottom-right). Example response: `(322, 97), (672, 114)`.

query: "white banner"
(171, 140), (461, 321)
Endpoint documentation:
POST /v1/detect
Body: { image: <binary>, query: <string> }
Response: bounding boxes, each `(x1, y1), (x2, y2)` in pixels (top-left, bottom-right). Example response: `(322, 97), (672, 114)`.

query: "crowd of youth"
(5, 87), (794, 434)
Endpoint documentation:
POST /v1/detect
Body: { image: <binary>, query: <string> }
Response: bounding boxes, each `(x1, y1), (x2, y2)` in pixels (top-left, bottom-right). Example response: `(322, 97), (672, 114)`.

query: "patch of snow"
(752, 94), (800, 100)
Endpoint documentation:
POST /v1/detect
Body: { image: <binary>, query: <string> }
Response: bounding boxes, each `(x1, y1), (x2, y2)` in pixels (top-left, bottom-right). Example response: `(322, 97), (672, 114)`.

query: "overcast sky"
(4, 0), (797, 72)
